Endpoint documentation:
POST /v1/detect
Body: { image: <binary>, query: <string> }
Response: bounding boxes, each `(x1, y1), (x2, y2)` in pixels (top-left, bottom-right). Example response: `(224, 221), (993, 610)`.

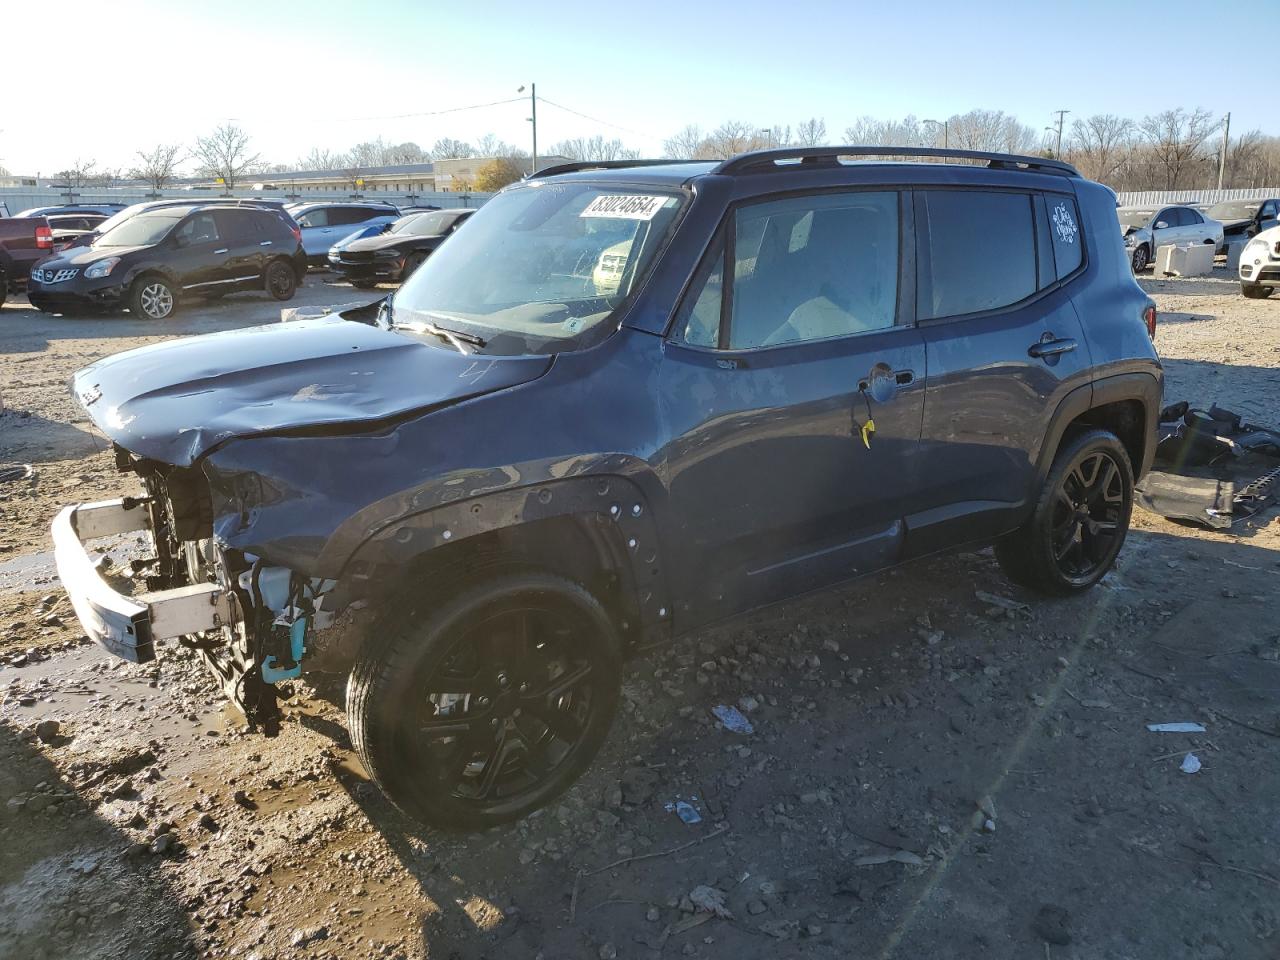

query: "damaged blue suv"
(54, 148), (1161, 828)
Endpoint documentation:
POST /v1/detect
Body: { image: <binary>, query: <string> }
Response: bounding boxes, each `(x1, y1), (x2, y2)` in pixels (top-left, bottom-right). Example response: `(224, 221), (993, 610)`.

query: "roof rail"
(526, 158), (707, 180)
(711, 146), (1080, 178)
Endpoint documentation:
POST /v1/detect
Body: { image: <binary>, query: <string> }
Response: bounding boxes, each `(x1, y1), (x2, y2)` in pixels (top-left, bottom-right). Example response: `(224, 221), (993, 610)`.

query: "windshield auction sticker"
(580, 194), (668, 220)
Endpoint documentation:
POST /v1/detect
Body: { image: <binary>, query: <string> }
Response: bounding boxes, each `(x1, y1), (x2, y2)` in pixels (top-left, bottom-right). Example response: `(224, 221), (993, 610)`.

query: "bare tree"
(663, 124), (705, 159)
(945, 110), (1037, 153)
(129, 143), (184, 191)
(53, 158), (98, 189)
(794, 117), (828, 147)
(844, 115), (924, 148)
(1065, 115), (1134, 183)
(430, 138), (475, 160)
(383, 141), (427, 165)
(547, 136), (640, 161)
(1137, 108), (1219, 190)
(698, 121), (774, 160)
(296, 147), (348, 171)
(192, 123), (261, 192)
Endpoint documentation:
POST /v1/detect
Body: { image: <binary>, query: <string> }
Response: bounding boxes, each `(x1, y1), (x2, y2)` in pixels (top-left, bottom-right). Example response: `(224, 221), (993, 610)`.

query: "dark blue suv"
(54, 147), (1161, 828)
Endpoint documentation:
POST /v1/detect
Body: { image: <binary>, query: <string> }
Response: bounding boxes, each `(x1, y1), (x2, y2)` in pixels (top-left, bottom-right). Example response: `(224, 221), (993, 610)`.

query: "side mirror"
(1154, 221), (1169, 230)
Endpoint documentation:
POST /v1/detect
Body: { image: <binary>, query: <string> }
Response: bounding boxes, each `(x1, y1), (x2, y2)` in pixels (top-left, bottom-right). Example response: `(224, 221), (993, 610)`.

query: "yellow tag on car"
(861, 418), (876, 449)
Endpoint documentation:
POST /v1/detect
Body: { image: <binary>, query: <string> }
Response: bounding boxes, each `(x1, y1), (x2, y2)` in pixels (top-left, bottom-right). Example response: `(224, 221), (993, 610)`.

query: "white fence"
(0, 186), (493, 216)
(1115, 187), (1280, 207)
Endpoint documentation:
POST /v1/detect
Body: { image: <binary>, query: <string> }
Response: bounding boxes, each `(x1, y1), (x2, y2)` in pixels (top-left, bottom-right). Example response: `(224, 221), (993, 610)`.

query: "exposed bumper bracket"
(52, 499), (234, 663)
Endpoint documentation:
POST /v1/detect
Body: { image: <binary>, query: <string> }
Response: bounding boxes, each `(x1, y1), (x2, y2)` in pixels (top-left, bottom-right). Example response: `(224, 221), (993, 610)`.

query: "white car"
(1239, 224), (1279, 298)
(1118, 204), (1223, 273)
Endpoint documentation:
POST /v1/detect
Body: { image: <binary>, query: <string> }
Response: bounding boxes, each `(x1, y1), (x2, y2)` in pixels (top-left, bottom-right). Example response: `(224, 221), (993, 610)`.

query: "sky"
(1, 0), (1263, 175)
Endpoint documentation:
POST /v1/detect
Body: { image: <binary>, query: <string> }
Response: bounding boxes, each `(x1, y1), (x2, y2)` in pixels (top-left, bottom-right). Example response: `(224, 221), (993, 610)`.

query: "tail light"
(1143, 304), (1157, 340)
(291, 225), (302, 244)
(35, 225), (53, 250)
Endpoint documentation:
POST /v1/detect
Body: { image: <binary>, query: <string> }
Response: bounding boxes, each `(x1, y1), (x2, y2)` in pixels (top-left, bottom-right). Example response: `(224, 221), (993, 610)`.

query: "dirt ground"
(1, 270), (1279, 960)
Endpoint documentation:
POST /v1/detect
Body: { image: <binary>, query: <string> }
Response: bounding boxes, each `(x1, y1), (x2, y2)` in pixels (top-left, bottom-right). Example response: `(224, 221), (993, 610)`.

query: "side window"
(918, 190), (1036, 319)
(175, 212), (220, 245)
(214, 210), (260, 240)
(297, 209), (328, 228)
(678, 241), (725, 347)
(1181, 208), (1200, 225)
(1260, 201), (1278, 219)
(1154, 208), (1174, 228)
(728, 192), (899, 349)
(1046, 194), (1083, 279)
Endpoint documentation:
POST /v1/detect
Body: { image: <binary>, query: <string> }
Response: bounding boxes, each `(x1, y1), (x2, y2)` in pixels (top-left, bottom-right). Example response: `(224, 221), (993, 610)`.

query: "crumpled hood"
(71, 314), (552, 466)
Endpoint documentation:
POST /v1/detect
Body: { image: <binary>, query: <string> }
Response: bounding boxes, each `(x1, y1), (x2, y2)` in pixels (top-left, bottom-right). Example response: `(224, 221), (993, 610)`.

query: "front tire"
(130, 276), (176, 320)
(265, 260), (297, 301)
(1242, 283), (1273, 299)
(402, 251), (427, 281)
(1131, 244), (1149, 273)
(995, 429), (1134, 596)
(347, 572), (622, 830)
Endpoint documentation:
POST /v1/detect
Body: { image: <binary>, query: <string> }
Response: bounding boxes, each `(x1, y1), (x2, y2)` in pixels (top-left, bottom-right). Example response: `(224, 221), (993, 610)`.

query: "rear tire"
(1242, 283), (1273, 299)
(130, 276), (176, 320)
(265, 260), (297, 301)
(347, 571), (622, 830)
(1131, 244), (1149, 273)
(995, 429), (1134, 596)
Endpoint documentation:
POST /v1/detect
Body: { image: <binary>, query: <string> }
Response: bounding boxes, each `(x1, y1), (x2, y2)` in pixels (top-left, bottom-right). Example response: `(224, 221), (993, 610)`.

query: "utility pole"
(1217, 111), (1231, 190)
(1051, 110), (1070, 158)
(517, 84), (538, 174)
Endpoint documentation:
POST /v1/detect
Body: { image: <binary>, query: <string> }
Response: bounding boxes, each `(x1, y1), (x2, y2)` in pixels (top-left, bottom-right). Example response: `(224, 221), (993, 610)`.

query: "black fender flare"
(1035, 371), (1161, 486)
(338, 475), (672, 646)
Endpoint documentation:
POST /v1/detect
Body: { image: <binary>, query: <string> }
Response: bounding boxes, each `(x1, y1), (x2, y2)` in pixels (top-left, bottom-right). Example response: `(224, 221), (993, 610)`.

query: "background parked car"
(1118, 204), (1222, 272)
(327, 209), (474, 288)
(14, 203), (126, 218)
(1239, 224), (1280, 298)
(1205, 198), (1280, 252)
(27, 204), (305, 319)
(289, 202), (400, 263)
(0, 216), (52, 306)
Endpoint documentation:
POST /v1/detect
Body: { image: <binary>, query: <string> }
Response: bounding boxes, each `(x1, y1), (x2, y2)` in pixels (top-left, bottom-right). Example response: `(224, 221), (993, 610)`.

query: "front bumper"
(330, 257), (405, 282)
(52, 499), (235, 663)
(28, 278), (128, 312)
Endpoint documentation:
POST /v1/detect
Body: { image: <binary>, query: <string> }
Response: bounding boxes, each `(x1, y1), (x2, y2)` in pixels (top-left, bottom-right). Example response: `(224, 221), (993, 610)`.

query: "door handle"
(894, 369), (915, 386)
(259, 240), (273, 246)
(1028, 337), (1077, 359)
(213, 248), (229, 255)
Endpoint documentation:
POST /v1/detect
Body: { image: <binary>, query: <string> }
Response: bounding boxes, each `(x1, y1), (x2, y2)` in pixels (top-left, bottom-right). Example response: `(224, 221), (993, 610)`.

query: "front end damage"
(54, 447), (351, 734)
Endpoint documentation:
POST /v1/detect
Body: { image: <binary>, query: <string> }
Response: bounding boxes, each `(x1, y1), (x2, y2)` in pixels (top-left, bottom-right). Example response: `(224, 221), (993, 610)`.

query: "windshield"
(391, 183), (683, 354)
(395, 211), (459, 236)
(94, 202), (157, 235)
(1117, 209), (1154, 229)
(94, 213), (182, 247)
(1206, 201), (1261, 221)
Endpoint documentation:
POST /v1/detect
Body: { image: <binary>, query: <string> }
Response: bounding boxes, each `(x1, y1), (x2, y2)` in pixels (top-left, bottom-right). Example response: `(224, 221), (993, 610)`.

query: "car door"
(657, 190), (926, 625)
(295, 207), (334, 257)
(1258, 200), (1279, 235)
(1183, 208), (1214, 245)
(169, 211), (229, 290)
(1150, 207), (1180, 252)
(909, 187), (1093, 555)
(213, 210), (267, 288)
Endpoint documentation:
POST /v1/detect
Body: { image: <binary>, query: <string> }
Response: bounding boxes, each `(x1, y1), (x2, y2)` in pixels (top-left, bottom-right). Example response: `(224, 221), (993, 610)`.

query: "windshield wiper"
(392, 319), (486, 354)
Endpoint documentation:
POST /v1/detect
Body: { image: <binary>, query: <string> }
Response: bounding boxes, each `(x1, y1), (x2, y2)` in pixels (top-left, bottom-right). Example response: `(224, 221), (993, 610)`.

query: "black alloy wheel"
(265, 260), (297, 301)
(996, 429), (1134, 595)
(348, 572), (621, 829)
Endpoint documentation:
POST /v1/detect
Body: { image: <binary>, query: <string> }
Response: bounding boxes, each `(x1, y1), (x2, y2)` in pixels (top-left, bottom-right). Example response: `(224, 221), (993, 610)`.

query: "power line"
(326, 96), (527, 124)
(534, 97), (661, 142)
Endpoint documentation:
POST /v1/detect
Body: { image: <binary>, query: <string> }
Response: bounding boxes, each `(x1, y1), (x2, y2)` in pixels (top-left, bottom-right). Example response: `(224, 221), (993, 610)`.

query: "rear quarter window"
(1046, 194), (1083, 279)
(917, 190), (1037, 320)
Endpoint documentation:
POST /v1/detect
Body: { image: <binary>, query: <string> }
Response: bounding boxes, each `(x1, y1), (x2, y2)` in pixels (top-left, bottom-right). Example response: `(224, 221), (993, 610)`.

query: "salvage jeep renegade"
(54, 148), (1161, 829)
